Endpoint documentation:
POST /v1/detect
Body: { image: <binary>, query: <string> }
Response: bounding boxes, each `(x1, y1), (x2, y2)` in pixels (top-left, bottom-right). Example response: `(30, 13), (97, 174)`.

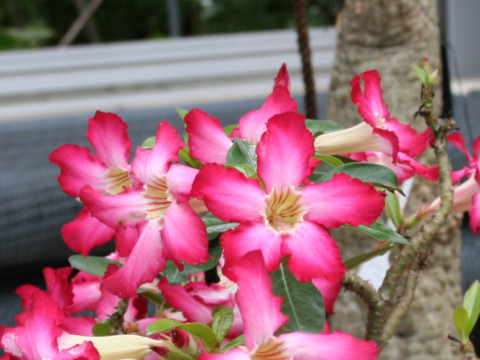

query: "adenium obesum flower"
(199, 251), (380, 360)
(81, 121), (209, 297)
(421, 132), (480, 233)
(192, 111), (385, 282)
(184, 63), (298, 165)
(50, 111), (136, 255)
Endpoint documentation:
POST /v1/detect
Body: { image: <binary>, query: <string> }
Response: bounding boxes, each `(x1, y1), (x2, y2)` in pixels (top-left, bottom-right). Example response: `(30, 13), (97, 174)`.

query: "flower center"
(106, 168), (132, 195)
(264, 187), (306, 234)
(252, 338), (291, 360)
(143, 177), (171, 220)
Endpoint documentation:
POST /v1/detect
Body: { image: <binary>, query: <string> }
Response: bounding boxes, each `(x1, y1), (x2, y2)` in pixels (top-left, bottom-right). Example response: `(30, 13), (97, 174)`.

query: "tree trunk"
(326, 1), (463, 359)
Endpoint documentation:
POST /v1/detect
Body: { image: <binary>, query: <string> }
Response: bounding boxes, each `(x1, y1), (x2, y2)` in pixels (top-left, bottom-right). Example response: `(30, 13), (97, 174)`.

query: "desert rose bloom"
(50, 111), (136, 255)
(81, 121), (209, 297)
(193, 112), (385, 282)
(198, 251), (379, 360)
(184, 63), (298, 165)
(422, 132), (480, 233)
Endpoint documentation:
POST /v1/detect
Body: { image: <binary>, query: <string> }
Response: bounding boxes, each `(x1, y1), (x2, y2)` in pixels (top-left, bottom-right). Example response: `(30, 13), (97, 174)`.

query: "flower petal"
(282, 221), (345, 282)
(448, 132), (474, 163)
(50, 144), (109, 197)
(132, 121), (183, 184)
(102, 221), (165, 297)
(61, 207), (115, 256)
(115, 225), (139, 257)
(231, 251), (288, 350)
(81, 186), (146, 228)
(469, 192), (480, 235)
(312, 277), (341, 315)
(221, 223), (283, 277)
(166, 164), (199, 202)
(86, 111), (132, 169)
(198, 349), (251, 360)
(279, 331), (379, 360)
(161, 202), (209, 265)
(192, 164), (265, 223)
(302, 173), (385, 228)
(184, 108), (233, 165)
(384, 119), (429, 157)
(257, 112), (314, 192)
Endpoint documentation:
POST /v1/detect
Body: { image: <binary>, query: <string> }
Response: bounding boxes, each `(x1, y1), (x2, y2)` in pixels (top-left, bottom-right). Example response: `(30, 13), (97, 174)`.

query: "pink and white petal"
(115, 225), (139, 257)
(233, 87), (298, 144)
(158, 277), (213, 324)
(60, 316), (96, 336)
(451, 167), (471, 185)
(132, 121), (183, 183)
(192, 164), (265, 223)
(86, 111), (132, 169)
(186, 282), (233, 306)
(282, 221), (345, 282)
(80, 186), (146, 229)
(184, 108), (233, 165)
(350, 70), (390, 128)
(50, 144), (109, 197)
(102, 221), (165, 297)
(221, 223), (283, 278)
(397, 152), (439, 181)
(166, 164), (199, 202)
(257, 112), (314, 192)
(273, 63), (291, 90)
(56, 340), (100, 360)
(198, 349), (251, 360)
(95, 289), (123, 322)
(372, 128), (399, 161)
(312, 277), (341, 315)
(384, 119), (428, 157)
(448, 132), (474, 163)
(43, 267), (74, 314)
(303, 173), (385, 228)
(161, 202), (209, 265)
(62, 207), (115, 256)
(70, 280), (102, 315)
(469, 192), (480, 235)
(231, 251), (288, 350)
(279, 331), (379, 360)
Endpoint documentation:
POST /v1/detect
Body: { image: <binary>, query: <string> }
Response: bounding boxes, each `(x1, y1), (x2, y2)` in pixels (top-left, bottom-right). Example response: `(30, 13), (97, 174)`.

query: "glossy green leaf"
(342, 222), (409, 245)
(308, 161), (335, 183)
(223, 124), (238, 136)
(176, 323), (217, 349)
(454, 306), (470, 344)
(92, 321), (111, 336)
(202, 213), (238, 239)
(305, 119), (343, 136)
(147, 319), (183, 335)
(312, 154), (345, 168)
(176, 107), (189, 120)
(225, 163), (257, 178)
(320, 162), (403, 194)
(271, 263), (325, 333)
(226, 139), (257, 169)
(212, 307), (234, 346)
(141, 136), (156, 149)
(463, 280), (480, 335)
(68, 255), (121, 277)
(385, 191), (403, 229)
(344, 244), (396, 270)
(223, 335), (244, 351)
(178, 149), (202, 168)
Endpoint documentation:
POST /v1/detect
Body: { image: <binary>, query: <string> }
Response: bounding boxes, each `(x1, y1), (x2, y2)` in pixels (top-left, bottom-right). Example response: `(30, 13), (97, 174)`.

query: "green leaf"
(223, 335), (244, 351)
(136, 289), (165, 305)
(344, 244), (396, 270)
(463, 280), (480, 335)
(270, 263), (325, 333)
(312, 154), (345, 168)
(385, 191), (403, 229)
(305, 119), (343, 136)
(147, 319), (183, 335)
(92, 321), (111, 336)
(178, 149), (202, 168)
(308, 161), (335, 183)
(342, 222), (409, 245)
(176, 323), (217, 349)
(212, 307), (234, 346)
(320, 162), (403, 194)
(68, 255), (121, 277)
(223, 124), (238, 136)
(413, 65), (426, 84)
(225, 163), (257, 178)
(202, 213), (238, 239)
(176, 107), (189, 120)
(454, 306), (470, 344)
(226, 139), (257, 169)
(141, 136), (156, 149)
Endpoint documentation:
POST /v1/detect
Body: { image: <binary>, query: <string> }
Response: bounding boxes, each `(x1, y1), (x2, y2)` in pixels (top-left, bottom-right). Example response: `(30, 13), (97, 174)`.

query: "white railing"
(0, 27), (336, 122)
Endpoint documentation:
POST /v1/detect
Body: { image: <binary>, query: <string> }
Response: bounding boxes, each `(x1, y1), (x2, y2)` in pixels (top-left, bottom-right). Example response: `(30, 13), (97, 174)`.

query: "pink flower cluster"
(1, 65), (456, 359)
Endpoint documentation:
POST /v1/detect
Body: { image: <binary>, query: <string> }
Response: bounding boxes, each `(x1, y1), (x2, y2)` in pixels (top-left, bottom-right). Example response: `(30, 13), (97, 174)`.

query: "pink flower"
(198, 251), (379, 360)
(192, 112), (385, 282)
(50, 111), (136, 255)
(184, 64), (298, 165)
(81, 121), (209, 297)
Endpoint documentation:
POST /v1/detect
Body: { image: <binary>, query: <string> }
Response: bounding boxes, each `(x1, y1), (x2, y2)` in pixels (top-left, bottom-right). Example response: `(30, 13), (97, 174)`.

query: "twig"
(59, 0), (104, 47)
